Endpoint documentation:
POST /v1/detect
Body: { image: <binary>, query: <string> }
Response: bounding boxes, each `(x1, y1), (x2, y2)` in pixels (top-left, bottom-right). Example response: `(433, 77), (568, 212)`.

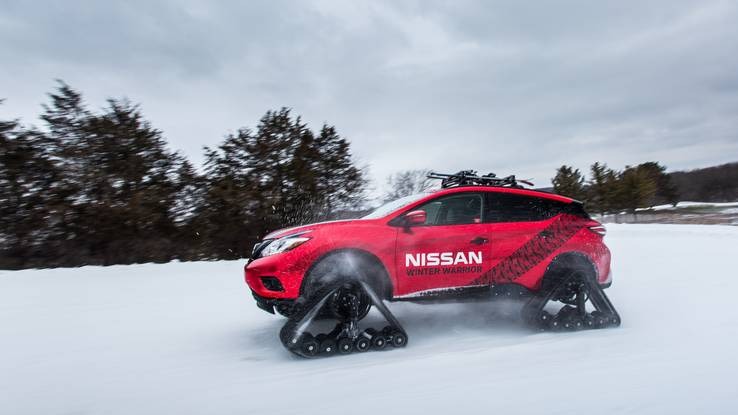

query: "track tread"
(279, 281), (407, 358)
(521, 271), (621, 332)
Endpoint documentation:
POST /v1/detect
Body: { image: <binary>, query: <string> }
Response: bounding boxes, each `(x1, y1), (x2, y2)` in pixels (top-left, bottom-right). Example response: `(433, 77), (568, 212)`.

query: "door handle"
(470, 236), (489, 245)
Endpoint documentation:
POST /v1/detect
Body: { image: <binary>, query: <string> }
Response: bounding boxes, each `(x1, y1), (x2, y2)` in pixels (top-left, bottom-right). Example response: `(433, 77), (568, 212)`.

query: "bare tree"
(384, 169), (435, 201)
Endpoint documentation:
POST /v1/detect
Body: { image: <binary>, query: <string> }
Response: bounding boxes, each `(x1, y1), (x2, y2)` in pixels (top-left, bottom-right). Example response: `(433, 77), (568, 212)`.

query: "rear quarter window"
(484, 192), (584, 222)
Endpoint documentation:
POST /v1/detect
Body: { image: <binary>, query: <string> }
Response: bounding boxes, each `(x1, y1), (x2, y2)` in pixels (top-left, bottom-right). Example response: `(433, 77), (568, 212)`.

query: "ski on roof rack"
(427, 170), (534, 189)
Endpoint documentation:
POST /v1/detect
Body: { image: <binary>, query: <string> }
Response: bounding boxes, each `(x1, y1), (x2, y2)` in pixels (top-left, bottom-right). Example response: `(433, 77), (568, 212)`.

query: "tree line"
(552, 162), (679, 216)
(552, 161), (738, 216)
(0, 82), (366, 269)
(669, 162), (738, 203)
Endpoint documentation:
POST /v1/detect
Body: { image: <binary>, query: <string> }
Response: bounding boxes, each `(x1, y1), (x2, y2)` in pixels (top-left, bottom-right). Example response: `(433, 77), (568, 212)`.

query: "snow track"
(2, 224), (737, 414)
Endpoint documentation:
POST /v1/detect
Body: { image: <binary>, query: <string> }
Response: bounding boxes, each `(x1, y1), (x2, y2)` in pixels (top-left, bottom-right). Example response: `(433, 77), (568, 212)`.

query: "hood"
(263, 219), (362, 240)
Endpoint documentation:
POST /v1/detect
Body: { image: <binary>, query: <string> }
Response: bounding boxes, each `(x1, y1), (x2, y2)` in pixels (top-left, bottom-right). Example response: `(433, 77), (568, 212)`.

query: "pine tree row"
(552, 162), (678, 216)
(0, 82), (366, 269)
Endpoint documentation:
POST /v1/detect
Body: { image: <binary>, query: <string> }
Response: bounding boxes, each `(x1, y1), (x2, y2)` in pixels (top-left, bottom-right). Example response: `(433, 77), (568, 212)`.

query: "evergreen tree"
(198, 128), (261, 258)
(240, 109), (305, 241)
(38, 82), (93, 264)
(2, 85), (368, 268)
(198, 108), (367, 259)
(587, 162), (618, 216)
(312, 124), (367, 213)
(615, 165), (658, 216)
(637, 162), (678, 206)
(38, 83), (191, 265)
(171, 160), (207, 260)
(552, 165), (586, 200)
(83, 99), (188, 264)
(0, 109), (59, 268)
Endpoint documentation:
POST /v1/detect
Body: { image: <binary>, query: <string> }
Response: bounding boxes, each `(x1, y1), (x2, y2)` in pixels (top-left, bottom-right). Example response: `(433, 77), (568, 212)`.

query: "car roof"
(431, 185), (576, 204)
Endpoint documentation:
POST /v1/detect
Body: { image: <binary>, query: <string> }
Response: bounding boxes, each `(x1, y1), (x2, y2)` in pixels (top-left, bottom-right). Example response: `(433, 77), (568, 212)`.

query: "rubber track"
(279, 283), (341, 350)
(521, 271), (621, 330)
(279, 280), (407, 358)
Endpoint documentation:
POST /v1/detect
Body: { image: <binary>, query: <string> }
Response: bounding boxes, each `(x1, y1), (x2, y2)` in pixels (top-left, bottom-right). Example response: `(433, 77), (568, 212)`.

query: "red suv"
(245, 172), (619, 357)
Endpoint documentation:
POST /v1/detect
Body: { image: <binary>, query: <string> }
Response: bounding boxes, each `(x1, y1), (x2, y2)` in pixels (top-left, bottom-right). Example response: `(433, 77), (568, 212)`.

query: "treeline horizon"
(551, 161), (738, 215)
(2, 82), (737, 270)
(1, 81), (367, 269)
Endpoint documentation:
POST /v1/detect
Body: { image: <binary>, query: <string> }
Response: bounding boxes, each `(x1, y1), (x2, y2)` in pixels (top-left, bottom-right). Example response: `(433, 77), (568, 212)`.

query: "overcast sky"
(2, 0), (737, 193)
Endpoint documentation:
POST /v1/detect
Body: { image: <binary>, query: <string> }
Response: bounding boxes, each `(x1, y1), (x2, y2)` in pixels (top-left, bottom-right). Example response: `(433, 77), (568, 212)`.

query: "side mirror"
(404, 210), (427, 226)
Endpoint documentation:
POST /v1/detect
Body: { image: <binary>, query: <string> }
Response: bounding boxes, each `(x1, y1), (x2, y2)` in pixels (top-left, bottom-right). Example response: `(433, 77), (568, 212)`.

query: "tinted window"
(362, 192), (432, 219)
(484, 193), (568, 223)
(415, 193), (483, 225)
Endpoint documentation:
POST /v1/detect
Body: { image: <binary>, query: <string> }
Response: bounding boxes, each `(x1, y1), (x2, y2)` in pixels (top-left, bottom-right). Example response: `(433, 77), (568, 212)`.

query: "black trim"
(260, 276), (284, 292)
(252, 291), (295, 315)
(393, 284), (534, 303)
(392, 285), (492, 303)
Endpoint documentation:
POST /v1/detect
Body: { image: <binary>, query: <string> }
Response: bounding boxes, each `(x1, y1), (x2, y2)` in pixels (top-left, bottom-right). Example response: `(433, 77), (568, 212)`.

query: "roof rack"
(427, 170), (534, 189)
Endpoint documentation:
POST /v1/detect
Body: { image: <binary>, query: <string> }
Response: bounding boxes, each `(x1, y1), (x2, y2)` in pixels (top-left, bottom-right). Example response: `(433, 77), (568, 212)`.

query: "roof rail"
(427, 170), (534, 189)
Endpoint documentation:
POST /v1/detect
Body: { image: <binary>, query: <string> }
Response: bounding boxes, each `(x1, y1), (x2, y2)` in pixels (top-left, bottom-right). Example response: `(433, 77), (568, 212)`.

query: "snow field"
(1, 224), (737, 414)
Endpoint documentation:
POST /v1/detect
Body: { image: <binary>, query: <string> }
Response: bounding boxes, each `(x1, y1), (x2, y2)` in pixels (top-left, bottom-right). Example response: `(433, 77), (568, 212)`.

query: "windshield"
(361, 193), (431, 219)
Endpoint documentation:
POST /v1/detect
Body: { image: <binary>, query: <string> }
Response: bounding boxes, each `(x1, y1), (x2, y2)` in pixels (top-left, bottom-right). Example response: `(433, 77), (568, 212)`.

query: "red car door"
(479, 191), (559, 287)
(394, 192), (494, 297)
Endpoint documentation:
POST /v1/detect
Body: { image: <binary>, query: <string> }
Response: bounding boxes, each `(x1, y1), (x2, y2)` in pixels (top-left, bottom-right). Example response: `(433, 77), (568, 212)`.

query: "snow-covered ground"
(2, 224), (738, 414)
(640, 201), (738, 211)
(603, 201), (738, 225)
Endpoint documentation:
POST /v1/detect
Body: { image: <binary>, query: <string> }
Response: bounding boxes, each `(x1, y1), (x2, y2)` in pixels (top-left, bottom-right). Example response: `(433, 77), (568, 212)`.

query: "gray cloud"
(2, 0), (737, 194)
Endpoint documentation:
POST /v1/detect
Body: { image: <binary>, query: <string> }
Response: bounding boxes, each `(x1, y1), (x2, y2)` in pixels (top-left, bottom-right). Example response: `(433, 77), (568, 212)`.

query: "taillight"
(588, 224), (607, 236)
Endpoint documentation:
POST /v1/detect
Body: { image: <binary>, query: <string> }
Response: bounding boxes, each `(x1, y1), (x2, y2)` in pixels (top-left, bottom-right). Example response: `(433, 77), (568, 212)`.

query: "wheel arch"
(542, 251), (599, 289)
(301, 248), (394, 299)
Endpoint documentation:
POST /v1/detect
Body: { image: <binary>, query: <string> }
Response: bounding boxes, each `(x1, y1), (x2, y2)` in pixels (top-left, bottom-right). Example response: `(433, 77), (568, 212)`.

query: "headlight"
(260, 233), (311, 257)
(252, 239), (273, 257)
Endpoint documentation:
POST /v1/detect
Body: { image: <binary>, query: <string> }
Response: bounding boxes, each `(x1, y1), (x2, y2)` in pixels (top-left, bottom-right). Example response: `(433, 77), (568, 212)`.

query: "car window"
(414, 193), (483, 225)
(484, 193), (564, 222)
(362, 193), (431, 219)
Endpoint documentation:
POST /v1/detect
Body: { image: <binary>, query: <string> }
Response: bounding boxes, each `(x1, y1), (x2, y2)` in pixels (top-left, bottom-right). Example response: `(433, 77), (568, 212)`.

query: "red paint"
(244, 186), (611, 300)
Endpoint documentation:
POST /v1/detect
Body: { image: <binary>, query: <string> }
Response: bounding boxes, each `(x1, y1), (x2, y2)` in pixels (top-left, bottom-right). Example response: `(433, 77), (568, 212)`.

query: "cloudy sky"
(2, 0), (737, 192)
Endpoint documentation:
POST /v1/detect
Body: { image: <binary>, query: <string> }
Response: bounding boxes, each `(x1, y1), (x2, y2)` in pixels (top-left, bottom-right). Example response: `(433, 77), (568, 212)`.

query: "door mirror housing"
(404, 210), (427, 226)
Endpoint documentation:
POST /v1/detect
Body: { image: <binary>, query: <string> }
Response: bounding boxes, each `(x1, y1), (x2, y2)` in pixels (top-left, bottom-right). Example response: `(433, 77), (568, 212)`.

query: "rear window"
(484, 193), (586, 223)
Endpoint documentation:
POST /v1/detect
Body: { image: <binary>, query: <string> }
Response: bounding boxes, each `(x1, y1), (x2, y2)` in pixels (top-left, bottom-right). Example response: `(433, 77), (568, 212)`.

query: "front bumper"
(244, 252), (307, 300)
(251, 291), (296, 315)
